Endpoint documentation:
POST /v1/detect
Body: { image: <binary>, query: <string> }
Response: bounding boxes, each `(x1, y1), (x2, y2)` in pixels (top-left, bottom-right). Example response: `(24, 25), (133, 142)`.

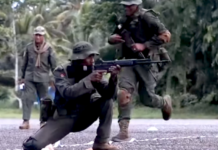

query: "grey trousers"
(22, 81), (49, 121)
(22, 98), (113, 150)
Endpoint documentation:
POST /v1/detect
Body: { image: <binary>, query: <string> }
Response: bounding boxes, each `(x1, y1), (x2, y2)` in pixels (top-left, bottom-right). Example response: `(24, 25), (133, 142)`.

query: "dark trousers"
(22, 81), (49, 121)
(23, 98), (113, 150)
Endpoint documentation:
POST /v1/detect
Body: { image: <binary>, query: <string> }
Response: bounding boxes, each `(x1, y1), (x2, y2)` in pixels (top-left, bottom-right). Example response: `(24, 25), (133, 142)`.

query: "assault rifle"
(94, 58), (170, 71)
(117, 24), (146, 59)
(117, 23), (171, 71)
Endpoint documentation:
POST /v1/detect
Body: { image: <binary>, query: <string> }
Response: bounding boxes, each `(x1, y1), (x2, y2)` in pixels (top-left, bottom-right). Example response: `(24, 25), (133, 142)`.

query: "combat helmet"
(70, 41), (99, 60)
(120, 0), (142, 5)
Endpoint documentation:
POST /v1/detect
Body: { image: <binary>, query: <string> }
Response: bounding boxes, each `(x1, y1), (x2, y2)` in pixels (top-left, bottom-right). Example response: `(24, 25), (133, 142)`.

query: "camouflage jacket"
(21, 42), (57, 82)
(113, 8), (169, 60)
(52, 63), (117, 116)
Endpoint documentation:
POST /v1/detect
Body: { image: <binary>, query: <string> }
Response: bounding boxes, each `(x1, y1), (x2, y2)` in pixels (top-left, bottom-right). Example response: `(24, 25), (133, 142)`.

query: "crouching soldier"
(22, 41), (120, 150)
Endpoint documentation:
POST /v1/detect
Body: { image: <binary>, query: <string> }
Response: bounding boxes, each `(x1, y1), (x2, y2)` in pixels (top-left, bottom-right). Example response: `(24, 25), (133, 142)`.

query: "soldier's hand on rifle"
(108, 34), (125, 44)
(131, 43), (146, 52)
(90, 70), (107, 83)
(108, 65), (121, 79)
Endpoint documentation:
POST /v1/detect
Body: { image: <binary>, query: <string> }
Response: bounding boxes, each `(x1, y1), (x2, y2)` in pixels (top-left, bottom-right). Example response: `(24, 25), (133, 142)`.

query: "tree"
(154, 0), (218, 104)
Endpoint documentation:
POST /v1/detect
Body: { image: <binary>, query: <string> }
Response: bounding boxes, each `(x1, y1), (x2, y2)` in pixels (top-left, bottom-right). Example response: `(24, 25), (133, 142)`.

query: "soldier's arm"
(108, 26), (122, 45)
(91, 75), (118, 99)
(108, 17), (125, 45)
(20, 48), (28, 79)
(53, 66), (95, 100)
(48, 48), (57, 72)
(142, 11), (171, 49)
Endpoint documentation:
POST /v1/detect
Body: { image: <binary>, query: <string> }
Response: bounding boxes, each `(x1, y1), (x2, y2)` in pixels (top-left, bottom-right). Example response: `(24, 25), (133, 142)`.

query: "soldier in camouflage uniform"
(22, 41), (120, 150)
(19, 26), (57, 129)
(108, 0), (172, 142)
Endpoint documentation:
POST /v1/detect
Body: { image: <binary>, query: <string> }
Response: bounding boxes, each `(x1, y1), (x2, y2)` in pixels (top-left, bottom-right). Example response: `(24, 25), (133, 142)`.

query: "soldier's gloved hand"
(90, 70), (107, 83)
(108, 65), (121, 79)
(108, 34), (125, 44)
(131, 43), (146, 52)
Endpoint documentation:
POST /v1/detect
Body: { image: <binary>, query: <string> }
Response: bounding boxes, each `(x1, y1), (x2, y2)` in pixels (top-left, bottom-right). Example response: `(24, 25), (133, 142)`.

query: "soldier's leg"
(22, 116), (74, 150)
(20, 81), (38, 129)
(35, 82), (49, 125)
(23, 98), (117, 150)
(73, 98), (118, 150)
(136, 65), (172, 120)
(112, 67), (137, 142)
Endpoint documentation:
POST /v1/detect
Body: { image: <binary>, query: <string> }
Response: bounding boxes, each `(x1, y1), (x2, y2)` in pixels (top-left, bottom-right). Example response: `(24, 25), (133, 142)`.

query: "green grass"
(113, 105), (218, 119)
(0, 104), (218, 119)
(0, 108), (40, 119)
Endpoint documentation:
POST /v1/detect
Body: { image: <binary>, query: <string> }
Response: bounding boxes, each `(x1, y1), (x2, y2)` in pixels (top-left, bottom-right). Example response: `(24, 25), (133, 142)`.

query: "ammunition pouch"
(40, 97), (56, 122)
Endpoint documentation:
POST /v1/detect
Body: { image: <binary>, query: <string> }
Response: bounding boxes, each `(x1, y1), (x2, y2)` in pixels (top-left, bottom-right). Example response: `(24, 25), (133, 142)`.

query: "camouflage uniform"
(22, 41), (119, 150)
(108, 0), (172, 142)
(19, 26), (57, 129)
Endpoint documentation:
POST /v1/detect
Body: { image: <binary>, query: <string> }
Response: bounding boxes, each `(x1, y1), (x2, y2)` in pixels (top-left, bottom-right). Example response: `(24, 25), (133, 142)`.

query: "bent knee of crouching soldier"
(22, 137), (42, 150)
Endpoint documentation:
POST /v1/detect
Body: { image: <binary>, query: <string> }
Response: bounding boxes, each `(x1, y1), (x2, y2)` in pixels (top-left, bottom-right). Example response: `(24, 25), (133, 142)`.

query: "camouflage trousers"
(22, 81), (49, 121)
(117, 64), (165, 122)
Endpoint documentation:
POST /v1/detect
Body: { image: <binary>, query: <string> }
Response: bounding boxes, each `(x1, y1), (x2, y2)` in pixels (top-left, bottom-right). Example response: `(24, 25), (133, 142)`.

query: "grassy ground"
(0, 104), (218, 119)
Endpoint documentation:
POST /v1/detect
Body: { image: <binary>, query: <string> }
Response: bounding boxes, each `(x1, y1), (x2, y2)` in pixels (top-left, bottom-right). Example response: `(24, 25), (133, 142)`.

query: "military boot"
(161, 95), (172, 120)
(111, 120), (130, 142)
(19, 120), (30, 129)
(93, 142), (119, 150)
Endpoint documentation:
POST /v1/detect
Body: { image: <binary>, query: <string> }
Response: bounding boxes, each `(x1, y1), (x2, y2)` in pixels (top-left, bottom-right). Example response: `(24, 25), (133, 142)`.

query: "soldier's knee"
(23, 137), (41, 150)
(117, 89), (132, 106)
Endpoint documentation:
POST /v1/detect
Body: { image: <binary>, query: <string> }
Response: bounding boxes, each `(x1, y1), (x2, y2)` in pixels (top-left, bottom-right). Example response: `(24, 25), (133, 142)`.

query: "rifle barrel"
(94, 59), (170, 69)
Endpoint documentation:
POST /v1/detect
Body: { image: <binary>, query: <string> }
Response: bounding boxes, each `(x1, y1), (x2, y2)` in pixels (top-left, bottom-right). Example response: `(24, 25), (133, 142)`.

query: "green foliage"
(99, 45), (117, 60)
(153, 0), (218, 102)
(0, 25), (13, 57)
(80, 1), (123, 36)
(0, 0), (218, 111)
(0, 86), (11, 102)
(179, 93), (198, 108)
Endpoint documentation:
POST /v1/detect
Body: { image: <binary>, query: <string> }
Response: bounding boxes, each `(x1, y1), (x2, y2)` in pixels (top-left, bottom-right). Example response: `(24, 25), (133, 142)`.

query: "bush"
(179, 93), (198, 108)
(201, 91), (218, 105)
(0, 86), (11, 102)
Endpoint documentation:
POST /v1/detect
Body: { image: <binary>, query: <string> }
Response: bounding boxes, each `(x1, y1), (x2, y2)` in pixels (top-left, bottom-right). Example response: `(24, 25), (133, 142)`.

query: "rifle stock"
(119, 27), (146, 59)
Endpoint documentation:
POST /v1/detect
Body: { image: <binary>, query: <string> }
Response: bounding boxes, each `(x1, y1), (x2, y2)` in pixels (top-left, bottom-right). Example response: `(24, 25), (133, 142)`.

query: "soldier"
(19, 26), (57, 129)
(22, 41), (120, 150)
(108, 0), (172, 142)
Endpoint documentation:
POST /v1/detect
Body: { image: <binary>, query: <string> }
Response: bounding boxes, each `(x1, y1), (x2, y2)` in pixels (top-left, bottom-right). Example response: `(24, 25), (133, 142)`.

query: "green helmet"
(71, 41), (99, 60)
(120, 0), (142, 5)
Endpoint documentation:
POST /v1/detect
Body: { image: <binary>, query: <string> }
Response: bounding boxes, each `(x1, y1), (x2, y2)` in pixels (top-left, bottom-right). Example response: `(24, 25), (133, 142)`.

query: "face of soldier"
(124, 4), (138, 16)
(34, 34), (44, 44)
(83, 54), (95, 66)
